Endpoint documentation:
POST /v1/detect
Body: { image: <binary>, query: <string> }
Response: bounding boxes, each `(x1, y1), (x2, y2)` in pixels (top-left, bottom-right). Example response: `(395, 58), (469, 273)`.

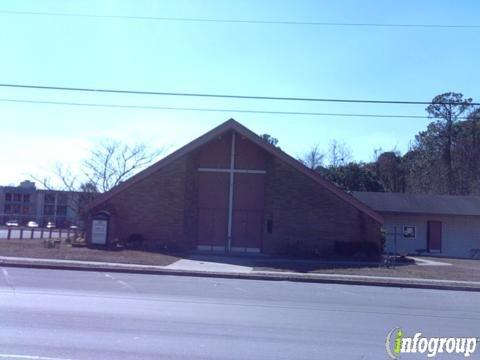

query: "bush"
(275, 241), (322, 258)
(277, 242), (307, 258)
(143, 240), (182, 253)
(124, 233), (144, 250)
(334, 241), (381, 260)
(380, 229), (387, 253)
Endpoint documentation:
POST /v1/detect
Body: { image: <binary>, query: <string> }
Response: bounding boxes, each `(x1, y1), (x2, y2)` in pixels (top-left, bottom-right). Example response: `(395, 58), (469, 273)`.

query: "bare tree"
(34, 139), (162, 194)
(83, 140), (162, 193)
(31, 139), (162, 224)
(299, 144), (325, 170)
(327, 140), (352, 167)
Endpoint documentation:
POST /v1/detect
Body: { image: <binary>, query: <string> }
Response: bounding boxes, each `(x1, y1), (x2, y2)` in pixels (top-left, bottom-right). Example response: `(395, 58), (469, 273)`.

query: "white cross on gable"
(197, 132), (266, 252)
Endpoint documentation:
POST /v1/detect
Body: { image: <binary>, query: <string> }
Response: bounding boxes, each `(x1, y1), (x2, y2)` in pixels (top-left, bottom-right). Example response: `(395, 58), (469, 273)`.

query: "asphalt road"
(0, 267), (478, 360)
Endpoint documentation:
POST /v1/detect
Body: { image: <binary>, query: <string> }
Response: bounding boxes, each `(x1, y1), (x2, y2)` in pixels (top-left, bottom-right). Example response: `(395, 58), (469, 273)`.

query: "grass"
(1, 239), (479, 282)
(0, 239), (179, 266)
(254, 257), (480, 282)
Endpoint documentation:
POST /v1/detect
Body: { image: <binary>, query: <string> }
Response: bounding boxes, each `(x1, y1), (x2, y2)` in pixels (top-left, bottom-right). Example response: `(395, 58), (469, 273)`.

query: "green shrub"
(124, 233), (144, 250)
(334, 241), (381, 260)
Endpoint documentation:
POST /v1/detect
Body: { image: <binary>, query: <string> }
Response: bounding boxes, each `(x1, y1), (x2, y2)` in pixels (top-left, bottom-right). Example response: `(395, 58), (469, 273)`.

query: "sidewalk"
(1, 255), (479, 292)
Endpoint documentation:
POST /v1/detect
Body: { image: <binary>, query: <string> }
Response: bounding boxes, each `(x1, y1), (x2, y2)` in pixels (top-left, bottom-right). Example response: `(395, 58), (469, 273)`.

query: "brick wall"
(88, 147), (381, 256)
(89, 155), (191, 250)
(263, 156), (381, 256)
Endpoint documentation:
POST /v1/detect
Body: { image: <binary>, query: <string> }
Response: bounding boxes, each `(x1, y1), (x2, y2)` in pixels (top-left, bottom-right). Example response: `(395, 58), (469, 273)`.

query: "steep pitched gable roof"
(88, 119), (383, 223)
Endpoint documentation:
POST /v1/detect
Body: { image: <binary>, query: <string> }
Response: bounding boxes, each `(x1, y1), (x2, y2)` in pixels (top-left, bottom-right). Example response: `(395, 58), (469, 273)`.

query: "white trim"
(198, 168), (230, 173)
(196, 131), (266, 253)
(198, 168), (266, 174)
(234, 169), (266, 174)
(227, 132), (236, 252)
(231, 247), (261, 253)
(403, 225), (416, 239)
(196, 245), (226, 252)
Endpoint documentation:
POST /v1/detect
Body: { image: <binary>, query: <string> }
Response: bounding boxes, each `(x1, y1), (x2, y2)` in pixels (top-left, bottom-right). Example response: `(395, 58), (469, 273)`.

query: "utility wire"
(1, 10), (479, 29)
(1, 83), (479, 106)
(0, 98), (474, 120)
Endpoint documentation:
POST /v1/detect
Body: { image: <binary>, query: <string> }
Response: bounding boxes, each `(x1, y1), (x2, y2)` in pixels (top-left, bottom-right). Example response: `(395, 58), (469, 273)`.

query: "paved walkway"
(409, 257), (452, 266)
(166, 258), (253, 273)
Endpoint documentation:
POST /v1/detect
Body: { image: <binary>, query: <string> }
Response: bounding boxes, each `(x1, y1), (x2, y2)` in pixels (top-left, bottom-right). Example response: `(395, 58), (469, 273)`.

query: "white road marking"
(116, 279), (135, 290)
(0, 354), (72, 360)
(104, 273), (134, 291)
(104, 273), (115, 280)
(1, 268), (14, 288)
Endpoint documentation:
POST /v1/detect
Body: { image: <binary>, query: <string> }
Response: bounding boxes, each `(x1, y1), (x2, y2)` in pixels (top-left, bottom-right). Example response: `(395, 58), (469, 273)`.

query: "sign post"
(90, 212), (110, 247)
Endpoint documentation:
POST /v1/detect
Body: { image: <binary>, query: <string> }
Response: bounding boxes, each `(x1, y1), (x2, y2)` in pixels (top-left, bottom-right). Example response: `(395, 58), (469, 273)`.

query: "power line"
(0, 97), (474, 120)
(1, 10), (479, 29)
(1, 83), (479, 106)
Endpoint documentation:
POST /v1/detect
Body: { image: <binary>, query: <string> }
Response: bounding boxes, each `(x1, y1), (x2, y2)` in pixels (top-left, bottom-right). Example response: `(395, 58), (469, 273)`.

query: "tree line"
(294, 92), (480, 195)
(38, 91), (480, 202)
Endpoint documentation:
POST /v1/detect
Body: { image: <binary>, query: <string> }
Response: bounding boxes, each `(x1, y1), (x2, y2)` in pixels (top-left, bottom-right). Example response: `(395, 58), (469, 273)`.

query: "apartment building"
(0, 180), (82, 227)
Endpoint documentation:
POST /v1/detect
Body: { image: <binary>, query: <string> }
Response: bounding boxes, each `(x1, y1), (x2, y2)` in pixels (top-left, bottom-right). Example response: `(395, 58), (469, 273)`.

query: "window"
(22, 206), (30, 214)
(5, 193), (12, 202)
(56, 205), (67, 216)
(403, 226), (416, 239)
(4, 204), (11, 214)
(44, 205), (55, 215)
(267, 219), (273, 234)
(57, 193), (68, 204)
(45, 193), (55, 204)
(12, 205), (21, 214)
(13, 193), (22, 202)
(23, 194), (30, 202)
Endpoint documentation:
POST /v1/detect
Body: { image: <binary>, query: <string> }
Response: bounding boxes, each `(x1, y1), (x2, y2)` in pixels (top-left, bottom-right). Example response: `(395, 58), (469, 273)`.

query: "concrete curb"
(1, 258), (479, 292)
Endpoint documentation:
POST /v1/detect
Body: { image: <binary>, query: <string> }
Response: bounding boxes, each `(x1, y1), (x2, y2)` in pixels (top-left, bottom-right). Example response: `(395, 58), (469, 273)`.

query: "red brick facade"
(263, 157), (381, 256)
(89, 155), (192, 250)
(87, 121), (382, 256)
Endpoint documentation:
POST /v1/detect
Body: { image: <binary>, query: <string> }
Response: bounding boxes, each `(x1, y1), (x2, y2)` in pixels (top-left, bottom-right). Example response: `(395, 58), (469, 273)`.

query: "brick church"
(87, 119), (382, 256)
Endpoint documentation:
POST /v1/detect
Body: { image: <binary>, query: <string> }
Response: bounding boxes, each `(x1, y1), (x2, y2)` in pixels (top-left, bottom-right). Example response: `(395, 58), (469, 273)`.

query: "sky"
(0, 0), (479, 187)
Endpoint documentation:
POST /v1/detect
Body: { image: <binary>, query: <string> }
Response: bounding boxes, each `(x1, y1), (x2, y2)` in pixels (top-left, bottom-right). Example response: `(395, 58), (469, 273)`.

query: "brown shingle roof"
(352, 191), (480, 216)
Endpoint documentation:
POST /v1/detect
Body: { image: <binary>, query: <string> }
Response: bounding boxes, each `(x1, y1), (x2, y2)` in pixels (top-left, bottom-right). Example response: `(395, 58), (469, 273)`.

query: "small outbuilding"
(87, 119), (382, 256)
(352, 191), (480, 258)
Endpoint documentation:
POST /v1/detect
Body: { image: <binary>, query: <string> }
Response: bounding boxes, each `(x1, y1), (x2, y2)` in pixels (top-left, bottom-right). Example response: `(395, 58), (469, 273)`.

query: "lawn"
(1, 239), (479, 283)
(0, 239), (179, 266)
(253, 257), (480, 282)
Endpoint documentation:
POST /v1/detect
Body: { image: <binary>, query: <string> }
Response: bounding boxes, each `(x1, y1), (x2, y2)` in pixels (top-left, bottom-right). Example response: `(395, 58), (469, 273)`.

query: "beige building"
(0, 180), (82, 227)
(353, 192), (480, 259)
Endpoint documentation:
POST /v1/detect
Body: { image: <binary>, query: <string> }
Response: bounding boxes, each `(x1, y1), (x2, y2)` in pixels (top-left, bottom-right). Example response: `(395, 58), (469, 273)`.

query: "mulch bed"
(0, 239), (179, 266)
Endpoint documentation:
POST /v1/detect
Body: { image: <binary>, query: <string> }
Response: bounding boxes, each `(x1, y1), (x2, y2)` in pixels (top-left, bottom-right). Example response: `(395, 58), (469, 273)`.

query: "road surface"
(0, 267), (478, 359)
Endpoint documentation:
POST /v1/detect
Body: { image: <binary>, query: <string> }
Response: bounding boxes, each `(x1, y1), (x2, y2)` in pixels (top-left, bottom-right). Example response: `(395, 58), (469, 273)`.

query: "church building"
(87, 119), (382, 256)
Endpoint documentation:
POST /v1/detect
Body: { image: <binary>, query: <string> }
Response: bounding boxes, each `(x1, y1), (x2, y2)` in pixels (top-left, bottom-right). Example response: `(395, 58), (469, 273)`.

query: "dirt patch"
(254, 257), (480, 282)
(0, 239), (180, 266)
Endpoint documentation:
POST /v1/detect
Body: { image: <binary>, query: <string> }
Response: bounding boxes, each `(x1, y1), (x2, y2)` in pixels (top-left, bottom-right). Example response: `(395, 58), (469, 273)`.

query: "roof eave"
(87, 119), (384, 223)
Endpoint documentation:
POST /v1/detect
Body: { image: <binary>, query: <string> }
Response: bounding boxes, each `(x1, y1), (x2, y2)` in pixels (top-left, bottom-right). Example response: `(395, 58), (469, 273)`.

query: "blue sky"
(0, 0), (479, 186)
